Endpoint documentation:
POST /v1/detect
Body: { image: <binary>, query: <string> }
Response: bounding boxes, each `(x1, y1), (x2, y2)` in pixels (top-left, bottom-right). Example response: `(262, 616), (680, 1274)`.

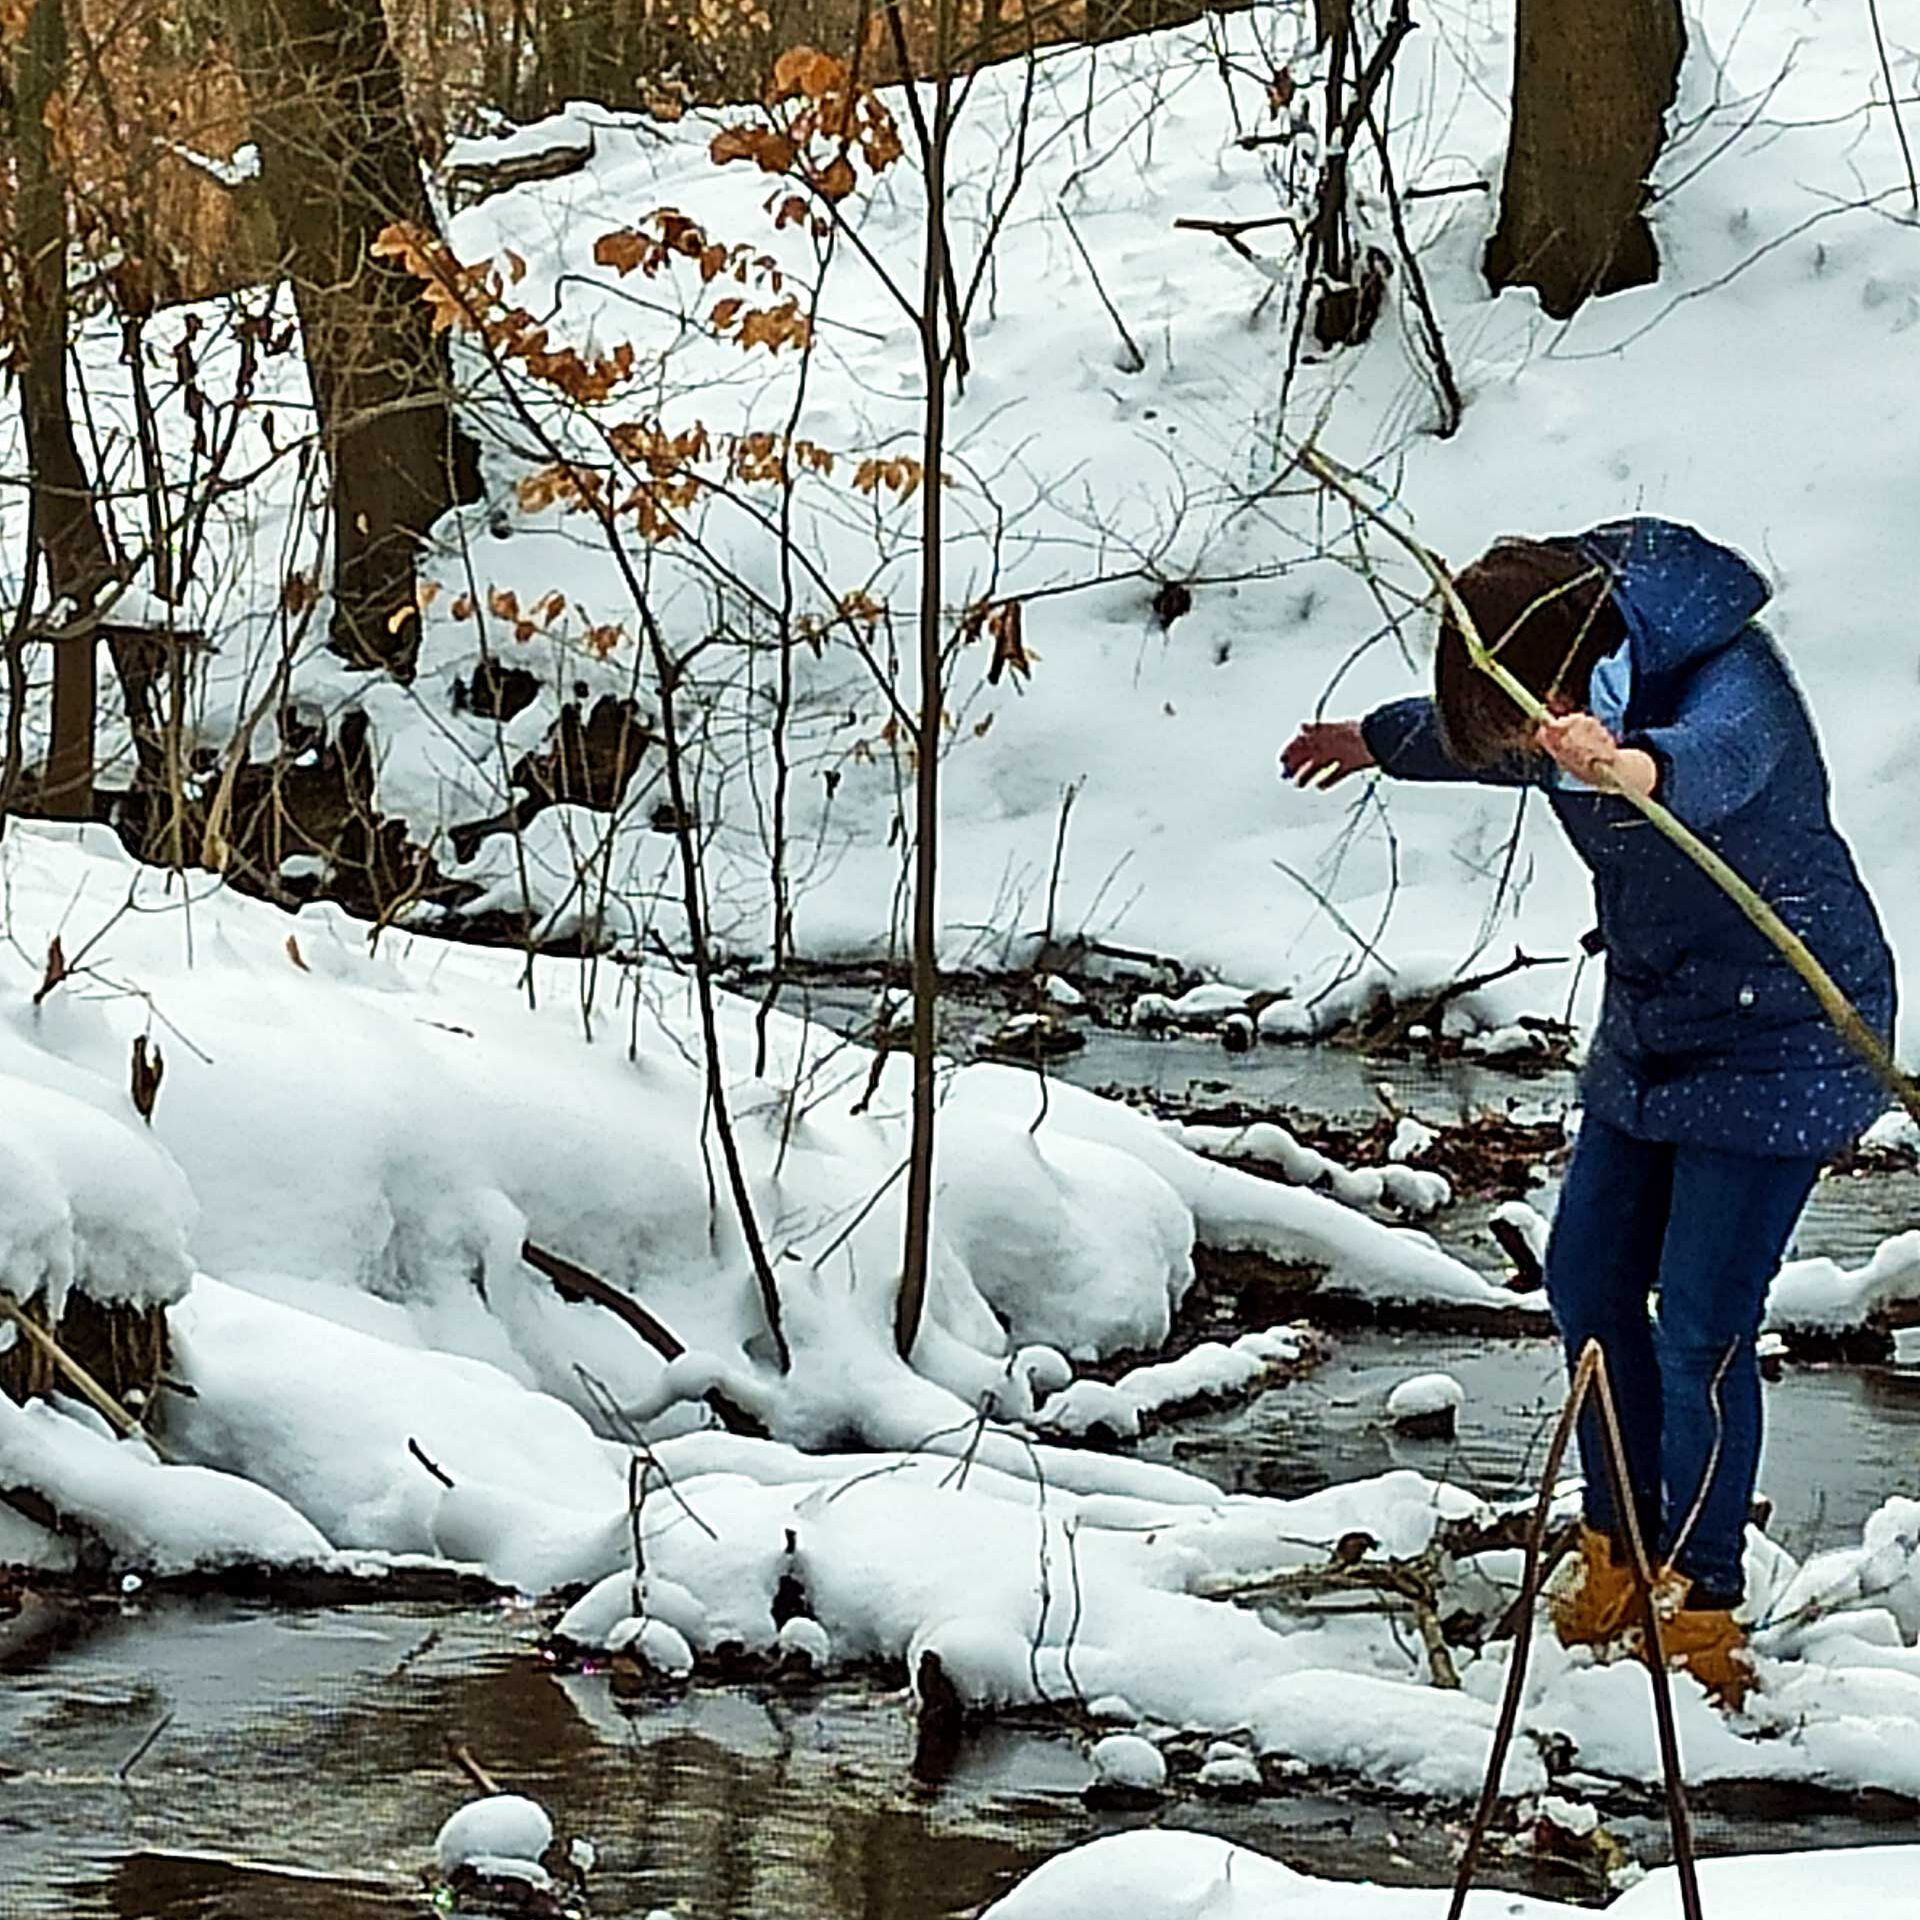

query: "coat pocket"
(1636, 953), (1817, 1059)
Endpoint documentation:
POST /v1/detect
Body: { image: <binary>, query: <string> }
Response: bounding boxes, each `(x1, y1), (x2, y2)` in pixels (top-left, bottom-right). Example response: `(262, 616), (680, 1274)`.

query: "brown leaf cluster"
(374, 222), (636, 404)
(962, 598), (1032, 685)
(595, 207), (785, 292)
(505, 416), (921, 553)
(593, 210), (809, 353)
(475, 583), (571, 643)
(708, 44), (904, 207)
(852, 455), (924, 500)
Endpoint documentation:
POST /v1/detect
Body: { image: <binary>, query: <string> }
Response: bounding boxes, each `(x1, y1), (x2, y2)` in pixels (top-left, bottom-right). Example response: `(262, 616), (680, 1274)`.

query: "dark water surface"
(0, 1596), (1586, 1918)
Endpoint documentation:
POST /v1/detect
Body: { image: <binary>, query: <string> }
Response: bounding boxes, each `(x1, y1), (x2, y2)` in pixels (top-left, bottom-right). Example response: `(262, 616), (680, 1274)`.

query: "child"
(1281, 520), (1895, 1704)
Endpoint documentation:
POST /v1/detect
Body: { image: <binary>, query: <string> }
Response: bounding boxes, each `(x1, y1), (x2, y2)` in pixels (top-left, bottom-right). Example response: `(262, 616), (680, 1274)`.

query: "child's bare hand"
(1279, 720), (1374, 790)
(1534, 712), (1657, 799)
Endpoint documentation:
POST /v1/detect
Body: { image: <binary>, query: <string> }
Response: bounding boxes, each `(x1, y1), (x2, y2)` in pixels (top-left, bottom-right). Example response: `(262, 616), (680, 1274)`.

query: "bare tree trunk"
(225, 0), (480, 676)
(895, 2), (953, 1363)
(1486, 0), (1685, 320)
(12, 0), (116, 819)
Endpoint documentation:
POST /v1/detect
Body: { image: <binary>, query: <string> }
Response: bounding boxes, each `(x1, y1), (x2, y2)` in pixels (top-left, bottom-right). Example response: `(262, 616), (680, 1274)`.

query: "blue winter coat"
(1361, 518), (1894, 1160)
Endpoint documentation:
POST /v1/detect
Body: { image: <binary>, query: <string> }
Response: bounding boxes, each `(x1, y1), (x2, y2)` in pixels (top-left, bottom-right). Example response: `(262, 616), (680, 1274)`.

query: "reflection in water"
(1145, 1330), (1920, 1551)
(0, 1603), (1587, 1920)
(4, 1603), (1080, 1920)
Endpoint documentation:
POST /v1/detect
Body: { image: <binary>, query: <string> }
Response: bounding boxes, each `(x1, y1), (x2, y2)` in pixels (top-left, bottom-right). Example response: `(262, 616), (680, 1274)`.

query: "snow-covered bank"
(0, 822), (1505, 1570)
(6, 824), (1920, 1812)
(0, 822), (1510, 1442)
(982, 1831), (1920, 1920)
(411, 0), (1920, 1068)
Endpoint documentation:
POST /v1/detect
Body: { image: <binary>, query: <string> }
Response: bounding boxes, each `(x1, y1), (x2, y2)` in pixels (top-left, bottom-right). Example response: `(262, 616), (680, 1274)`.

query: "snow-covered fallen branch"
(1166, 1117), (1452, 1219)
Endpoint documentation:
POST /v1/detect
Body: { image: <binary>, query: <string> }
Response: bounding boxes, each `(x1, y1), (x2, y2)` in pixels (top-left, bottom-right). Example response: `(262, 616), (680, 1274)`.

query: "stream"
(6, 1029), (1920, 1918)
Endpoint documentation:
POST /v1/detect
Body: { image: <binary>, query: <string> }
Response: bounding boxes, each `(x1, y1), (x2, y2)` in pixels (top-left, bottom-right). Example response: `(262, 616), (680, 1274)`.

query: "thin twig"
(117, 1711), (174, 1782)
(1865, 0), (1918, 211)
(1058, 207), (1145, 372)
(407, 1437), (456, 1489)
(572, 1365), (720, 1543)
(1589, 1348), (1702, 1920)
(1447, 1346), (1594, 1918)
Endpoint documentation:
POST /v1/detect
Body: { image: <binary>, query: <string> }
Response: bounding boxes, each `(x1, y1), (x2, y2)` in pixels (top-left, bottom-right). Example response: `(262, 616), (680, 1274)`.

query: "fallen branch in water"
(447, 1738), (502, 1794)
(1377, 945), (1567, 1048)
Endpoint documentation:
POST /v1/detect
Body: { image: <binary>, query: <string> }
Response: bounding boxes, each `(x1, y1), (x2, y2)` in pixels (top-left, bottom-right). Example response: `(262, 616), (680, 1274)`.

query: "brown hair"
(1435, 539), (1626, 768)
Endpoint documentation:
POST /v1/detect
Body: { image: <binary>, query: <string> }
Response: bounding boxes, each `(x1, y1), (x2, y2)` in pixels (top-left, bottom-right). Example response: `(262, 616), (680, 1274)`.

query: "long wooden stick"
(1447, 1345), (1593, 1919)
(1447, 1342), (1702, 1920)
(1589, 1344), (1703, 1920)
(1300, 443), (1920, 1124)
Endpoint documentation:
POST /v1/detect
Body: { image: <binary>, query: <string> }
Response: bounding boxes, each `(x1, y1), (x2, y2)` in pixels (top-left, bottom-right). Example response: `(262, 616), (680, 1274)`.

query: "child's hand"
(1535, 712), (1658, 799)
(1279, 720), (1374, 790)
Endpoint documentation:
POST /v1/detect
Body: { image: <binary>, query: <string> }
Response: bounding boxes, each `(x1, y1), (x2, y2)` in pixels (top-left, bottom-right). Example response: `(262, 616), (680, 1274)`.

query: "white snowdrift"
(980, 1831), (1920, 1920)
(1768, 1233), (1920, 1336)
(0, 824), (1504, 1457)
(1033, 1324), (1312, 1441)
(537, 1435), (1920, 1809)
(1166, 1118), (1452, 1220)
(0, 1389), (331, 1575)
(0, 1068), (194, 1317)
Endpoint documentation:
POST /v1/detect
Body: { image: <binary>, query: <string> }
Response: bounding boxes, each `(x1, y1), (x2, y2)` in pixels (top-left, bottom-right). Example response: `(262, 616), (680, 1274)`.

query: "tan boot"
(1546, 1526), (1641, 1650)
(1654, 1593), (1753, 1711)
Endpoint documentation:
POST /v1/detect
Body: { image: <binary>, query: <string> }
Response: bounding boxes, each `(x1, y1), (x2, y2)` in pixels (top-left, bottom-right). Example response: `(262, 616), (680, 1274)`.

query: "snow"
(1034, 1325), (1309, 1441)
(980, 1831), (1920, 1920)
(1385, 1372), (1465, 1422)
(777, 1614), (832, 1666)
(0, 1388), (333, 1576)
(1493, 1200), (1552, 1265)
(162, 140), (261, 189)
(1168, 1119), (1453, 1220)
(1536, 1793), (1600, 1838)
(607, 1614), (696, 1678)
(434, 1793), (554, 1885)
(1768, 1232), (1920, 1335)
(8, 1), (1906, 1089)
(1088, 1732), (1166, 1795)
(0, 1071), (194, 1318)
(441, 107), (598, 175)
(1195, 1746), (1262, 1793)
(530, 1442), (1920, 1811)
(168, 1277), (630, 1589)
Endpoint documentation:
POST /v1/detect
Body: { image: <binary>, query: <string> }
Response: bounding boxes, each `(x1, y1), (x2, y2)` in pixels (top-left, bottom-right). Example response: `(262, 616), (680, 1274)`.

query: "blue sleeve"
(1627, 636), (1792, 827)
(1361, 697), (1536, 786)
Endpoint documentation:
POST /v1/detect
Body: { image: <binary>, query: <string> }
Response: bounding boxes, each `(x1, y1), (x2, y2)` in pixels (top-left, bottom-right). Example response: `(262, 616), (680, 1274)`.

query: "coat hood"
(1572, 518), (1771, 681)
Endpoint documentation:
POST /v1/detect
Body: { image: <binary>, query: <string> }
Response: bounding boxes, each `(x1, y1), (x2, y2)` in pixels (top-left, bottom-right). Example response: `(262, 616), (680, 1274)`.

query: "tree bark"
(225, 0), (479, 676)
(894, 0), (953, 1362)
(12, 0), (117, 819)
(1486, 0), (1685, 320)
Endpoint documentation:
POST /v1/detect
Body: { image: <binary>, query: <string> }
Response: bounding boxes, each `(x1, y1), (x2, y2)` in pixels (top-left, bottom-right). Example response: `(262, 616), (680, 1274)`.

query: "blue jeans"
(1544, 1115), (1820, 1601)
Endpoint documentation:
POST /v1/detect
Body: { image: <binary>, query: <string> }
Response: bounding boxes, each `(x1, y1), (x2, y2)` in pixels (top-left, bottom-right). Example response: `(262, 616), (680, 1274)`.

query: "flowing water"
(6, 1029), (1920, 1919)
